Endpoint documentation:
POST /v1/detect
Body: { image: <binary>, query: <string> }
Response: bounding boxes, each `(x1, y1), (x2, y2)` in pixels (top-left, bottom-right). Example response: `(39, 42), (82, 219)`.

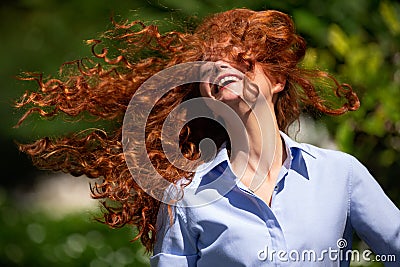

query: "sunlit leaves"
(380, 0), (400, 35)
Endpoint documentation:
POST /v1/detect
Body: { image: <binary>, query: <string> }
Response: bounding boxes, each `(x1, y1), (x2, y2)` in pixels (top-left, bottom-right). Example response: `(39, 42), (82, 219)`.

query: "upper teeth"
(218, 76), (240, 87)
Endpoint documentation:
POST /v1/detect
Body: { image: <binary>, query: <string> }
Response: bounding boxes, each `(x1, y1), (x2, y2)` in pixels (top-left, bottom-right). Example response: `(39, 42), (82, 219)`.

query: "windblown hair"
(16, 9), (359, 251)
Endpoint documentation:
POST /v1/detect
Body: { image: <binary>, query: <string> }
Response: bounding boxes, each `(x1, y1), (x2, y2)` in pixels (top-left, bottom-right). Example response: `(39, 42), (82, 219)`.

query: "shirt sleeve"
(349, 156), (400, 265)
(150, 203), (198, 267)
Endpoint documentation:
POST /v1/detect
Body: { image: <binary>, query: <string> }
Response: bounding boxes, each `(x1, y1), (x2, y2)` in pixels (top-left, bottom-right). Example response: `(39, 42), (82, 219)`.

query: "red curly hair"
(15, 9), (359, 252)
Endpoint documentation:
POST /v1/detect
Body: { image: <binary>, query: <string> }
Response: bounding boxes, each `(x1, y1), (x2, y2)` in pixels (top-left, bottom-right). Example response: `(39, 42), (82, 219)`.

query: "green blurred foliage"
(1, 0), (399, 266)
(0, 189), (149, 267)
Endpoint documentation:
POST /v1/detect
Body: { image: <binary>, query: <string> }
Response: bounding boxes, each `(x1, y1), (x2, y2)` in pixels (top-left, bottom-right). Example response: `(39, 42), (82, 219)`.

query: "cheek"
(242, 76), (260, 104)
(254, 76), (274, 101)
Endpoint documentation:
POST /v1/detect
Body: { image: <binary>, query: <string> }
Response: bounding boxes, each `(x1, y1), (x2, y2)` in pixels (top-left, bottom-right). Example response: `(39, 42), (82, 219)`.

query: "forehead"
(199, 9), (255, 30)
(196, 9), (254, 42)
(193, 9), (266, 64)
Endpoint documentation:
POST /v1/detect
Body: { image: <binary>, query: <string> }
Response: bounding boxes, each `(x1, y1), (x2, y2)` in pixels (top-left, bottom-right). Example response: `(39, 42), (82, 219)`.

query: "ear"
(264, 67), (286, 94)
(271, 80), (286, 94)
(271, 80), (286, 104)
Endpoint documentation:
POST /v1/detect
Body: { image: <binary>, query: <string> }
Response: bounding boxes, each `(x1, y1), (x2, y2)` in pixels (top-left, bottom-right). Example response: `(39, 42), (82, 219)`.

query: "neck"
(226, 101), (285, 191)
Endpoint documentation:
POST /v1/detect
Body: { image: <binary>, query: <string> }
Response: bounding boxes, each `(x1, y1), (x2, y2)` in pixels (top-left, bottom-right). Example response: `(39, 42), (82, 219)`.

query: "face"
(199, 60), (283, 115)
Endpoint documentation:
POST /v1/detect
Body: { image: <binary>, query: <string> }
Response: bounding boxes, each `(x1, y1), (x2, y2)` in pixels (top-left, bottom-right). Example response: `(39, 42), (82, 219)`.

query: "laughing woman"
(16, 8), (399, 267)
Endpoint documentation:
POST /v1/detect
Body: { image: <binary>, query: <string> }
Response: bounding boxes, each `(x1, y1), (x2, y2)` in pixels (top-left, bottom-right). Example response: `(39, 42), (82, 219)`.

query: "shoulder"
(290, 140), (370, 186)
(288, 136), (358, 170)
(282, 131), (356, 166)
(305, 143), (367, 171)
(300, 142), (354, 161)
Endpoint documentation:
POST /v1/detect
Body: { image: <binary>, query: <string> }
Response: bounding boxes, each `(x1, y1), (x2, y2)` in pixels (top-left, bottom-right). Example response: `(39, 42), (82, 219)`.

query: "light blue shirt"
(151, 133), (400, 266)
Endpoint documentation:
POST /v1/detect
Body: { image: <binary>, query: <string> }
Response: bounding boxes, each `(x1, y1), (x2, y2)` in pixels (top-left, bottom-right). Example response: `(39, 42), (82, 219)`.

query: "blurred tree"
(291, 0), (400, 207)
(0, 188), (149, 267)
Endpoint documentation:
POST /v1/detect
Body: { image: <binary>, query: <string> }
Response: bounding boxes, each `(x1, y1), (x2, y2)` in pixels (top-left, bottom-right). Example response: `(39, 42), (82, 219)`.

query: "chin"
(218, 89), (241, 102)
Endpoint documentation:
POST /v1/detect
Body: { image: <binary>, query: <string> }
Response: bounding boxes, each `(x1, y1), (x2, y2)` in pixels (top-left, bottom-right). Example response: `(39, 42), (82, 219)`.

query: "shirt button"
(274, 185), (278, 191)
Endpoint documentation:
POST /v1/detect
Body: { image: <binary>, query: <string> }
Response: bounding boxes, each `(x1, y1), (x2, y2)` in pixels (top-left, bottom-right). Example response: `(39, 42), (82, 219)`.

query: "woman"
(16, 8), (399, 266)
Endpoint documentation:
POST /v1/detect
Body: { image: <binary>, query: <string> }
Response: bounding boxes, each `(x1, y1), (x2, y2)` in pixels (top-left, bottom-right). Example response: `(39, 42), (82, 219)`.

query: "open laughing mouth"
(211, 74), (242, 95)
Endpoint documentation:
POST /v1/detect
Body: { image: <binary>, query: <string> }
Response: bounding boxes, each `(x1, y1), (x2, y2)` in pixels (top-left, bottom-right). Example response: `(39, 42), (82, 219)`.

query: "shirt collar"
(280, 131), (314, 180)
(279, 131), (316, 159)
(195, 131), (315, 180)
(195, 142), (230, 177)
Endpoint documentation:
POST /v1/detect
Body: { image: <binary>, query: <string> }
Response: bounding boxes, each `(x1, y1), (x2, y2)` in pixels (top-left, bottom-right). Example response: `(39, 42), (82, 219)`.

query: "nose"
(215, 60), (231, 70)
